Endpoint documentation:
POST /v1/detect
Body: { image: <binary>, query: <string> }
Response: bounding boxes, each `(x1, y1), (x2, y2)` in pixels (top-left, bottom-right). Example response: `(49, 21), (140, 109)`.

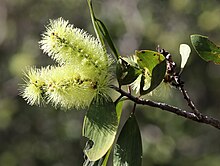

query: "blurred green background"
(1, 0), (220, 165)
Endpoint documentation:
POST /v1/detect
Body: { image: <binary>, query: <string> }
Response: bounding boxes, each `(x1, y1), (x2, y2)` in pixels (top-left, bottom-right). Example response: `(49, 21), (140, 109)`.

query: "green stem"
(87, 0), (105, 49)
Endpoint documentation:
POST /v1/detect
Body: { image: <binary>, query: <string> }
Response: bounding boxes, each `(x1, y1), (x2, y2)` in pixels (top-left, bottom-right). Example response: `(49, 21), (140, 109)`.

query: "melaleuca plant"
(22, 18), (111, 110)
(20, 0), (220, 165)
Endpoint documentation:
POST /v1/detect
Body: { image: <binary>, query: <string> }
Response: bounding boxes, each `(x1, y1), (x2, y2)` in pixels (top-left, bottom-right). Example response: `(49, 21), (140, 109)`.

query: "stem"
(110, 85), (220, 130)
(173, 76), (202, 119)
(132, 103), (137, 114)
(114, 95), (123, 105)
(87, 0), (105, 48)
(179, 83), (202, 119)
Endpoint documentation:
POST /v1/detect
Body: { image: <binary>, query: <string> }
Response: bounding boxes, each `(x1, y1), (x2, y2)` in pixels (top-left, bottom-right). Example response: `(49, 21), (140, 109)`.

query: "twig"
(160, 47), (202, 120)
(172, 76), (202, 119)
(110, 85), (220, 130)
(179, 83), (202, 119)
(114, 95), (123, 105)
(132, 103), (137, 114)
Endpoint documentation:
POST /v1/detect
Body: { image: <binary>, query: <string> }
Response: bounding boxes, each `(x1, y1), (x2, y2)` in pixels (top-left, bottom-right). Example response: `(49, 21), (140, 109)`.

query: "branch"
(172, 75), (202, 119)
(111, 85), (220, 130)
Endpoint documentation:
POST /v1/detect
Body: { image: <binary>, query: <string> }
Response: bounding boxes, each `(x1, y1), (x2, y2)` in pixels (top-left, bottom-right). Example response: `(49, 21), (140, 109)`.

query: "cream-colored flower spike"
(39, 18), (108, 68)
(21, 18), (111, 110)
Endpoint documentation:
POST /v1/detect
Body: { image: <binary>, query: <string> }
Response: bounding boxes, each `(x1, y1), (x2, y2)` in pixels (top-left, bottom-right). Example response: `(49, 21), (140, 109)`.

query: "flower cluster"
(21, 18), (111, 109)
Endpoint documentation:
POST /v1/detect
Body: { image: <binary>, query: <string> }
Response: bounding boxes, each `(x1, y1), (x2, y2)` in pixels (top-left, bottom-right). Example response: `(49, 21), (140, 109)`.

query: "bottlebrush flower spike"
(21, 18), (112, 110)
(39, 18), (108, 68)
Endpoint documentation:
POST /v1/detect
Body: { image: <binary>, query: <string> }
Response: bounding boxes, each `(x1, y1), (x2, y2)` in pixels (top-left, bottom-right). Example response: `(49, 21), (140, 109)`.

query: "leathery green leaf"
(115, 100), (124, 122)
(101, 148), (112, 166)
(83, 148), (112, 166)
(191, 34), (220, 64)
(134, 50), (166, 95)
(116, 58), (142, 86)
(140, 59), (167, 95)
(87, 0), (120, 59)
(83, 100), (124, 165)
(135, 50), (165, 72)
(113, 114), (142, 166)
(83, 97), (118, 161)
(96, 19), (120, 59)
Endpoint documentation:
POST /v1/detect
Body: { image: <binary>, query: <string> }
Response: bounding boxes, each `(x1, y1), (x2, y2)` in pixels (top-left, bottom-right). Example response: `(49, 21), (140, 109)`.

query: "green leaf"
(135, 50), (165, 72)
(116, 58), (142, 86)
(83, 157), (102, 166)
(113, 114), (142, 166)
(83, 97), (118, 161)
(140, 60), (167, 95)
(115, 100), (124, 122)
(134, 50), (166, 95)
(83, 148), (111, 166)
(179, 44), (191, 71)
(87, 0), (120, 59)
(83, 100), (124, 165)
(191, 34), (220, 64)
(96, 19), (120, 59)
(101, 148), (112, 166)
(87, 0), (105, 48)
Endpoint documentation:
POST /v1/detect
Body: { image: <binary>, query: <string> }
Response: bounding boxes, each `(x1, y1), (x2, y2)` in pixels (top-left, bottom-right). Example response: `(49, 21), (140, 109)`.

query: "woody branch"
(111, 85), (220, 130)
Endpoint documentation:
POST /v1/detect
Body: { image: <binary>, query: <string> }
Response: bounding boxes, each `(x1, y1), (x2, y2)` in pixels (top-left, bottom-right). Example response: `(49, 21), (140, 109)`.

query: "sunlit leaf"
(83, 157), (102, 166)
(135, 50), (165, 72)
(101, 148), (112, 166)
(179, 44), (191, 71)
(113, 114), (142, 166)
(115, 100), (124, 122)
(191, 34), (220, 64)
(83, 148), (111, 166)
(83, 99), (124, 165)
(83, 96), (118, 161)
(134, 50), (166, 95)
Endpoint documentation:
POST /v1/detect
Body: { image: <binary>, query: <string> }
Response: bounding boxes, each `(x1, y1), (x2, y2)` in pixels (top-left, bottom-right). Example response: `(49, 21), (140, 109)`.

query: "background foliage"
(1, 0), (220, 165)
